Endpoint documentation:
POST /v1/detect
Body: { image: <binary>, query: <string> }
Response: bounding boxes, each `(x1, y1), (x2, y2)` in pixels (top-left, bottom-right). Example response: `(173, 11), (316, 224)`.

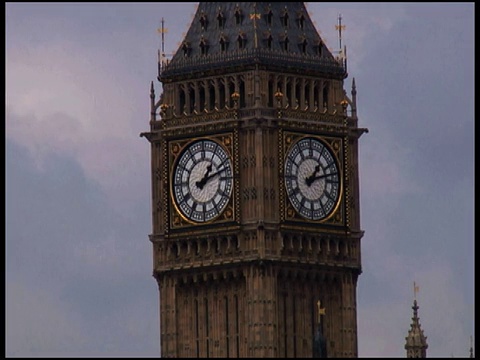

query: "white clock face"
(285, 137), (340, 221)
(173, 139), (233, 223)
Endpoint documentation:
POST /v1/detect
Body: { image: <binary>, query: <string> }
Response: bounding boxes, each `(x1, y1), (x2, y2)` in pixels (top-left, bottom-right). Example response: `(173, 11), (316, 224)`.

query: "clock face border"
(281, 132), (345, 225)
(169, 134), (236, 228)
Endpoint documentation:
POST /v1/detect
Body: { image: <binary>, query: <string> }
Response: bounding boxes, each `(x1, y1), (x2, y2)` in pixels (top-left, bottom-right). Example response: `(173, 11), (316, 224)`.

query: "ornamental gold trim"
(282, 132), (345, 226)
(168, 133), (236, 229)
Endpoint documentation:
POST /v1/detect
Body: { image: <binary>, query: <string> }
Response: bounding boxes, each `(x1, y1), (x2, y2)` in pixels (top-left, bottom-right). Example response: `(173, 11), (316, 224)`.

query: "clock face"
(284, 137), (341, 221)
(172, 139), (233, 223)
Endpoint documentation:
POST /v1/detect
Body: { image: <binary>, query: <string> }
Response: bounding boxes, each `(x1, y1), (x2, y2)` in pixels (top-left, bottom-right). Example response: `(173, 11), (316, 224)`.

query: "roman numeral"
(324, 191), (336, 202)
(318, 200), (326, 216)
(325, 179), (339, 187)
(183, 192), (191, 202)
(287, 186), (300, 197)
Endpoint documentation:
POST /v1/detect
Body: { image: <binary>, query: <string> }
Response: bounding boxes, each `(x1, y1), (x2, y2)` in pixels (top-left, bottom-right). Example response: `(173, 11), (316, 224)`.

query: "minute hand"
(202, 167), (227, 183)
(306, 172), (337, 186)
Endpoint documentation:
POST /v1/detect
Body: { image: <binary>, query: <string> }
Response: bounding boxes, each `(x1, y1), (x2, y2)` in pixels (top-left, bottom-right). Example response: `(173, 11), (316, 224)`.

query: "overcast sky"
(6, 2), (474, 357)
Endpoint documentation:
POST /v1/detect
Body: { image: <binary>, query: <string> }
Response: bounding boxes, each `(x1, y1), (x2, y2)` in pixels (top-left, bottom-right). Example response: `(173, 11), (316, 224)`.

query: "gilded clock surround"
(169, 133), (237, 229)
(282, 133), (344, 225)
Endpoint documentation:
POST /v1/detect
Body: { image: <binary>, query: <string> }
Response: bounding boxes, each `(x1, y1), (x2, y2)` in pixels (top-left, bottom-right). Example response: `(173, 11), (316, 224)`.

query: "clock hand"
(305, 164), (321, 186)
(307, 172), (338, 186)
(203, 167), (227, 182)
(195, 164), (213, 189)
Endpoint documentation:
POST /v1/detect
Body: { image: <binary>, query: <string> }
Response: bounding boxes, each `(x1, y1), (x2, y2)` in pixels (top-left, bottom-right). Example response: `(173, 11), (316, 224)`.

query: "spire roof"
(405, 299), (428, 357)
(159, 2), (345, 80)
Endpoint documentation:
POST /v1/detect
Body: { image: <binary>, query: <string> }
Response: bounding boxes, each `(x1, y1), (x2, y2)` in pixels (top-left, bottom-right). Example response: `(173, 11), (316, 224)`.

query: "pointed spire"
(150, 81), (156, 122)
(351, 78), (357, 118)
(150, 81), (155, 99)
(405, 283), (428, 358)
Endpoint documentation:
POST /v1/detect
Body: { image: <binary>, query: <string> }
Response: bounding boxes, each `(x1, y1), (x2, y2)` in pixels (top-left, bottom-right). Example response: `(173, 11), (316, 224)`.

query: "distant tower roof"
(159, 2), (346, 80)
(405, 299), (428, 358)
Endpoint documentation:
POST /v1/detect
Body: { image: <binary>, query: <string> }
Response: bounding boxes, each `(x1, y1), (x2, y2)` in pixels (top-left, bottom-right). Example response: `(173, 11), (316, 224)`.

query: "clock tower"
(142, 2), (367, 357)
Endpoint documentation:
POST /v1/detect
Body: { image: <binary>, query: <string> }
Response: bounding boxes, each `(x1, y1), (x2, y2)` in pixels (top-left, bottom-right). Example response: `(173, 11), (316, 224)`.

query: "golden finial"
(274, 90), (283, 104)
(156, 19), (168, 35)
(231, 92), (240, 113)
(317, 300), (326, 324)
(335, 13), (346, 59)
(335, 13), (346, 47)
(250, 3), (261, 48)
(413, 281), (419, 300)
(157, 18), (169, 65)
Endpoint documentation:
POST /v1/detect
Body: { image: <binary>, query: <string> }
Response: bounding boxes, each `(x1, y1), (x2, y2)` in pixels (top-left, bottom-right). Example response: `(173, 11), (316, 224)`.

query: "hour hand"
(195, 164), (213, 189)
(307, 172), (337, 185)
(305, 165), (321, 186)
(204, 167), (226, 182)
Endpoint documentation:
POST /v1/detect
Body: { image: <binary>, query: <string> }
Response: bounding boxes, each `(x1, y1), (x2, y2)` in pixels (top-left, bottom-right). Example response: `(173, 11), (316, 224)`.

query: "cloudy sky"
(6, 2), (474, 357)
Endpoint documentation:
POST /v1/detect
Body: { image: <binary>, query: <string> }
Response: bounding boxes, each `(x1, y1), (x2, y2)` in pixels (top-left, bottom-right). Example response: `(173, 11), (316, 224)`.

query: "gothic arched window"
(266, 34), (273, 49)
(317, 41), (323, 57)
(217, 9), (225, 29)
(199, 38), (208, 56)
(234, 8), (243, 25)
(266, 10), (273, 26)
(282, 36), (289, 51)
(181, 42), (190, 57)
(220, 36), (228, 52)
(237, 34), (246, 49)
(299, 37), (308, 54)
(298, 14), (305, 30)
(281, 9), (289, 28)
(199, 12), (208, 30)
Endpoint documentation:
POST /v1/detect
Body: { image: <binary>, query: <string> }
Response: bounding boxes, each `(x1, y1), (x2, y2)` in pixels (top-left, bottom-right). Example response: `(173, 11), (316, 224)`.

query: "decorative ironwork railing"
(160, 48), (346, 78)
